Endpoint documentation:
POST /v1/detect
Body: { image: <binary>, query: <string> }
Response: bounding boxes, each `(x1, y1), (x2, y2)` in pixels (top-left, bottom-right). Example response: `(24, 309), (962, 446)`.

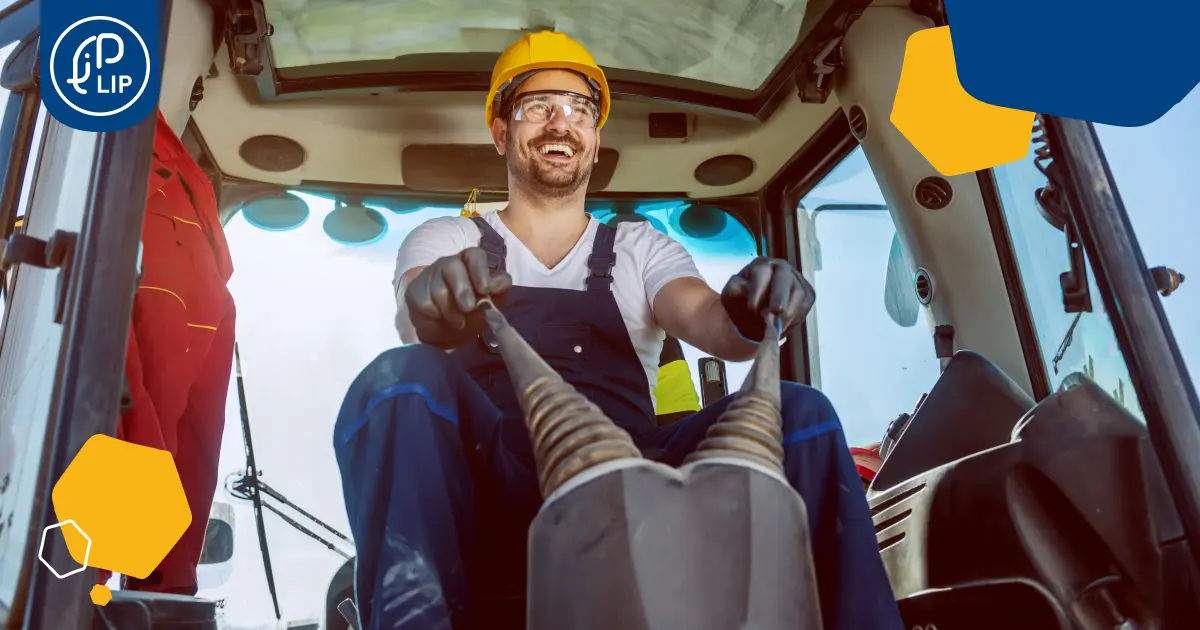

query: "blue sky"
(1095, 84), (1200, 391)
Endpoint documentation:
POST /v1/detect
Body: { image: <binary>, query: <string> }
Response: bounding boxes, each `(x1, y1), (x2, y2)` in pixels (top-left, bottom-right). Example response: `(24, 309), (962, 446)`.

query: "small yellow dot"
(90, 584), (112, 606)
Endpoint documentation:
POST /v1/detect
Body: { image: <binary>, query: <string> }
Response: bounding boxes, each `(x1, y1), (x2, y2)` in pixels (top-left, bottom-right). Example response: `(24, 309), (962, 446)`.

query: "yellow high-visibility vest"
(654, 335), (701, 418)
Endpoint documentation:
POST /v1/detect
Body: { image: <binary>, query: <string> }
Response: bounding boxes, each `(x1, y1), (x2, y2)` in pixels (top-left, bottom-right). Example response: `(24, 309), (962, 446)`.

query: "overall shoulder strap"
(470, 215), (507, 271)
(586, 222), (618, 292)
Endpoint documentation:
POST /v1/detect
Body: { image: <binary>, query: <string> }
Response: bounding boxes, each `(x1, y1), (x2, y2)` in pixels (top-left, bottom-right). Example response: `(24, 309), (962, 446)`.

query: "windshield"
(264, 0), (835, 91)
(206, 192), (757, 627)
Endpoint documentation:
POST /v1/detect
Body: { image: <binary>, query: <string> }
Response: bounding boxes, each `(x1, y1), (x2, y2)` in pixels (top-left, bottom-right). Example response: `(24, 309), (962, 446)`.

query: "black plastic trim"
(1042, 115), (1200, 576)
(976, 169), (1053, 401)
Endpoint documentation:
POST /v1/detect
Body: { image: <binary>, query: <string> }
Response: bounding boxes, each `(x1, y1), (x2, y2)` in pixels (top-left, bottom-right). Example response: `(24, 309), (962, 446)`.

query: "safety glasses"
(509, 90), (600, 128)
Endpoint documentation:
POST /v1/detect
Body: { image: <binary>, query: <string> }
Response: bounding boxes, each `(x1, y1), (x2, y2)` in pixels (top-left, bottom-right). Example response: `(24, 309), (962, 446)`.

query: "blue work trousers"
(333, 345), (903, 630)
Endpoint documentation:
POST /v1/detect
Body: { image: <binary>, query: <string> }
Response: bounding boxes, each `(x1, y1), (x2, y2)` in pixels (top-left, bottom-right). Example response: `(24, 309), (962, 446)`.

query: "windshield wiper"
(1052, 312), (1085, 375)
(231, 343), (281, 620)
(227, 473), (354, 560)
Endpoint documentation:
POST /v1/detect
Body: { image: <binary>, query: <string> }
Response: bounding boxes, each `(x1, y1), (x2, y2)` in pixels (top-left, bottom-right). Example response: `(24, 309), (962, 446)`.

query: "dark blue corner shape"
(944, 0), (1199, 127)
(39, 0), (163, 132)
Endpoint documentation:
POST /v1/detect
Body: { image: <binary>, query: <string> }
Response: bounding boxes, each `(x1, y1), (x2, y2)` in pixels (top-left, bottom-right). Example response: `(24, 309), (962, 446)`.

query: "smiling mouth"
(537, 142), (576, 159)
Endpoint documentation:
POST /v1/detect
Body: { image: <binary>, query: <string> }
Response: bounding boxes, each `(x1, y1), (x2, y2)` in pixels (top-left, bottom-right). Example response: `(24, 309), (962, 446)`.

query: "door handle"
(0, 230), (78, 323)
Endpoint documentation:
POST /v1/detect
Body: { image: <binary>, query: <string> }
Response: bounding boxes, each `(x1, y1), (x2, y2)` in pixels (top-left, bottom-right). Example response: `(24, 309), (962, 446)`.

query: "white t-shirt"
(393, 211), (703, 404)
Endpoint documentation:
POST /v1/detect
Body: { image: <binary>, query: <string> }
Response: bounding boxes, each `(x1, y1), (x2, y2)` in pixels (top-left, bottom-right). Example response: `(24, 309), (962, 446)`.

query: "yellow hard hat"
(486, 31), (611, 130)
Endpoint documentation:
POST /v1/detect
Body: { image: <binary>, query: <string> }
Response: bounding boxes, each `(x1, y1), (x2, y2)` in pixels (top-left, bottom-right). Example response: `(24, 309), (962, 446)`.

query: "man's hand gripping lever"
(406, 247), (513, 349)
(722, 256), (814, 345)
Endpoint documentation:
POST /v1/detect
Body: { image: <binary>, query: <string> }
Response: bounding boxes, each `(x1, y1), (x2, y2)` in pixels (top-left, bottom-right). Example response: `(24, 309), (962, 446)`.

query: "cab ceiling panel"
(190, 68), (840, 197)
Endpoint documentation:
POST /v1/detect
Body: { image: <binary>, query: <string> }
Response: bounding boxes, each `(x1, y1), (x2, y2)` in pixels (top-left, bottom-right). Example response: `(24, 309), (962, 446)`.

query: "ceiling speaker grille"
(240, 135), (306, 172)
(694, 154), (755, 187)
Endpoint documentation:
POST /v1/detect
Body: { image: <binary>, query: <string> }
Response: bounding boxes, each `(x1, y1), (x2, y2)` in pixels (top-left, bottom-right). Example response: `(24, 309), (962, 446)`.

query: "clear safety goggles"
(509, 90), (600, 128)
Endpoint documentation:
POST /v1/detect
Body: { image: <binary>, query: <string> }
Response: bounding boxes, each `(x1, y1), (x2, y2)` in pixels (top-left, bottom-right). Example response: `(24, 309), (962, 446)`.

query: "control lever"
(477, 297), (641, 497)
(477, 299), (824, 630)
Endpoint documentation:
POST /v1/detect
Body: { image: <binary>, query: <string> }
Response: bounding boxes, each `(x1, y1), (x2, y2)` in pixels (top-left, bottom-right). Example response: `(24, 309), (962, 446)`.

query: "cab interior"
(61, 0), (1200, 627)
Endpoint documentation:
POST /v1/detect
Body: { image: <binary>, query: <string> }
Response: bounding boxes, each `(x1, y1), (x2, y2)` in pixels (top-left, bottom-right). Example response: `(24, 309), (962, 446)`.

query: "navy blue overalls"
(333, 216), (903, 630)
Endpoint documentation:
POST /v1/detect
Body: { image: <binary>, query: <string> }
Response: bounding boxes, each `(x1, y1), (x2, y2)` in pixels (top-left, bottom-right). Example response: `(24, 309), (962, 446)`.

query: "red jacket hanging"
(102, 110), (236, 595)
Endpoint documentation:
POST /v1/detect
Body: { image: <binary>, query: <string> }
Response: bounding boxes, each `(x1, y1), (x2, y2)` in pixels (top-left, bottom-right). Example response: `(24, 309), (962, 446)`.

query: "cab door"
(0, 0), (162, 627)
(1041, 115), (1200, 577)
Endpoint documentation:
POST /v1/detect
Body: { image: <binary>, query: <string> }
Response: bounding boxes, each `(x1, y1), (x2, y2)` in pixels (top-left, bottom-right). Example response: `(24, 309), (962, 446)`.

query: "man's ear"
(594, 129), (601, 163)
(491, 117), (508, 155)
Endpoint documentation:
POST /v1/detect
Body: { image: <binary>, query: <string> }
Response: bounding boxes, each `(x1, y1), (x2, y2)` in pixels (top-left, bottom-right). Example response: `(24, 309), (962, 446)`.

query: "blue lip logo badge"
(41, 0), (162, 132)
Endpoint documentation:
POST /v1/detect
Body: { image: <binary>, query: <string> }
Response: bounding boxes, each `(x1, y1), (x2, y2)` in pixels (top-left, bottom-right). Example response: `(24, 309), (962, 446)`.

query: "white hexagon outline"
(38, 519), (91, 579)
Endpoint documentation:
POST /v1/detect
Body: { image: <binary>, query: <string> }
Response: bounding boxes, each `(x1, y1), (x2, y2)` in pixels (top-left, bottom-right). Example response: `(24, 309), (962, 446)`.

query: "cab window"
(989, 136), (1145, 420)
(796, 146), (942, 447)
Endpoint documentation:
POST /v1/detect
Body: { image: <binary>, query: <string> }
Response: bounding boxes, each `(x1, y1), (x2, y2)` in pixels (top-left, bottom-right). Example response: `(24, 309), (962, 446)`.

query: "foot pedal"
(337, 598), (361, 630)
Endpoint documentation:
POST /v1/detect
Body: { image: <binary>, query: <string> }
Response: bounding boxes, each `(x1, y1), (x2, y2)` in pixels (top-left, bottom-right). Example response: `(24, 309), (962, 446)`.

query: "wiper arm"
(228, 473), (354, 560)
(233, 343), (281, 621)
(1052, 312), (1085, 375)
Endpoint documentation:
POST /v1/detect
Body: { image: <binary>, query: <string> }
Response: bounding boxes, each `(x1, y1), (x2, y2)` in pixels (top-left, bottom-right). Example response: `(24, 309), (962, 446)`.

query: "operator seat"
(868, 352), (1200, 629)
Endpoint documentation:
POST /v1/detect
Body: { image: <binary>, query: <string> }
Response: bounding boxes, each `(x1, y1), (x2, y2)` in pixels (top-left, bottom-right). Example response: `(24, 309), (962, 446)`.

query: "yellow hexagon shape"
(91, 585), (113, 606)
(51, 434), (191, 579)
(890, 26), (1036, 177)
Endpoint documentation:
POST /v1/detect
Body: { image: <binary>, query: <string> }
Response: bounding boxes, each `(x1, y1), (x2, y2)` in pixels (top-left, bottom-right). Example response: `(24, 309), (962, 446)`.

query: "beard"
(507, 131), (595, 199)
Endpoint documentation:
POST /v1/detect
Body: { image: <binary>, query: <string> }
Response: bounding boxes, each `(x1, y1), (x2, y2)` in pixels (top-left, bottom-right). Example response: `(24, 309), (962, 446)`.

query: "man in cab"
(333, 30), (903, 630)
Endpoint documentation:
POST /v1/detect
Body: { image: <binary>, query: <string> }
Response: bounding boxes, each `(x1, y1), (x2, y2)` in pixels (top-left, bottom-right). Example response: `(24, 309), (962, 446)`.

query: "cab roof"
(190, 0), (872, 200)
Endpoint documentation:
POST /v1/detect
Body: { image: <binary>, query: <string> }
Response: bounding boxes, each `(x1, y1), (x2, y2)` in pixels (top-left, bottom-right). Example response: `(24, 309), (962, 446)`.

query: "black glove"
(720, 257), (815, 343)
(405, 248), (513, 349)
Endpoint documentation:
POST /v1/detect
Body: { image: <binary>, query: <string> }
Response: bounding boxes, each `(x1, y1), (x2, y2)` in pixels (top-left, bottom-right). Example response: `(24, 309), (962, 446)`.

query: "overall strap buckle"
(585, 253), (616, 291)
(470, 216), (507, 271)
(586, 223), (618, 292)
